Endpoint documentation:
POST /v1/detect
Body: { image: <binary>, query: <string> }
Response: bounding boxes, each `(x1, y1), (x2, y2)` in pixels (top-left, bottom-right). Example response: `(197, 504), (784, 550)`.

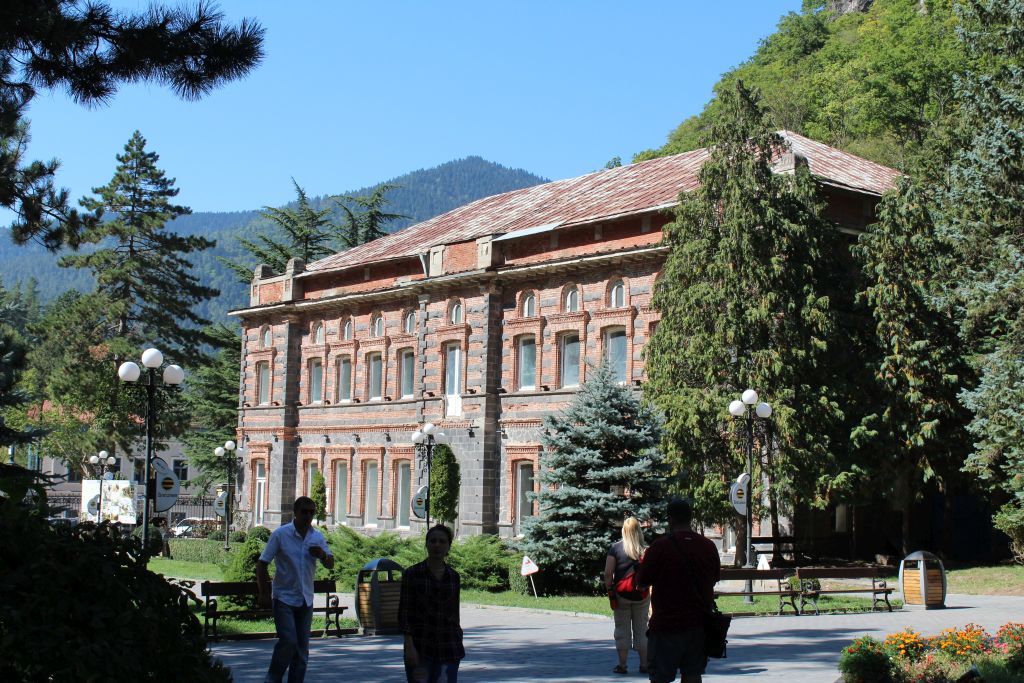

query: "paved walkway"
(212, 594), (1024, 682)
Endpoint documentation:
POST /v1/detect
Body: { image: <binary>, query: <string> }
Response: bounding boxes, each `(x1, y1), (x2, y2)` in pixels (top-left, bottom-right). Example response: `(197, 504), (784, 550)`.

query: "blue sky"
(23, 1), (802, 214)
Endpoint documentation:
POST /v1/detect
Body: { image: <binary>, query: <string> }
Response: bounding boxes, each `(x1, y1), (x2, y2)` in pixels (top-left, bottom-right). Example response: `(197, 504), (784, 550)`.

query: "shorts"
(647, 628), (706, 682)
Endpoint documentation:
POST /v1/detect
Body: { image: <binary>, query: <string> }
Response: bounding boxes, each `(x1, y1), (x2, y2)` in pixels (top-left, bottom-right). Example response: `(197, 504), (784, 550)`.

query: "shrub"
(0, 465), (230, 682)
(229, 530), (246, 543)
(222, 534), (266, 609)
(249, 525), (272, 543)
(507, 555), (532, 595)
(208, 530), (225, 541)
(326, 526), (421, 590)
(132, 523), (163, 555)
(839, 636), (894, 683)
(993, 503), (1024, 565)
(430, 444), (460, 526)
(448, 534), (512, 592)
(311, 471), (327, 522)
(169, 538), (236, 566)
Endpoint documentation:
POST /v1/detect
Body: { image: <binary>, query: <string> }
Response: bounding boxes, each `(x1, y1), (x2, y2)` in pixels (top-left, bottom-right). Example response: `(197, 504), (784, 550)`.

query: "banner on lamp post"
(151, 457), (180, 513)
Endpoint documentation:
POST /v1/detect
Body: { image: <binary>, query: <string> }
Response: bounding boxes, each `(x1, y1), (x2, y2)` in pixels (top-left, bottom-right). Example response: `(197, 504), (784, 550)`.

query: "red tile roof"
(306, 131), (898, 274)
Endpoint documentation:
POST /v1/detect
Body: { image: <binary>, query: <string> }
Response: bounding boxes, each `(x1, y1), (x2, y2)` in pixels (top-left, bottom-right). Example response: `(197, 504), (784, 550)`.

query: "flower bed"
(839, 623), (1024, 682)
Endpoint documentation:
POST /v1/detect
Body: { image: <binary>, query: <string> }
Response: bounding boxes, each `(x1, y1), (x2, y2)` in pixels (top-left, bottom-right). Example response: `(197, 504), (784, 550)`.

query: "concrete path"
(212, 594), (1024, 682)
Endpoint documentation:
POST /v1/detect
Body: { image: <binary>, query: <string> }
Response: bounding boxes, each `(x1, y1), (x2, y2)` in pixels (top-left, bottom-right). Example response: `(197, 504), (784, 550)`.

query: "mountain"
(0, 156), (548, 325)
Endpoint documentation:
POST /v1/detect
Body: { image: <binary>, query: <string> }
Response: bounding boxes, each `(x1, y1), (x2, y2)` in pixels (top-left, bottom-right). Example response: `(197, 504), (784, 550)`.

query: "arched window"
(521, 291), (536, 317)
(313, 322), (324, 344)
(449, 300), (463, 324)
(403, 310), (416, 334)
(371, 313), (384, 338)
(564, 286), (579, 313)
(261, 326), (272, 348)
(342, 318), (353, 340)
(609, 279), (625, 308)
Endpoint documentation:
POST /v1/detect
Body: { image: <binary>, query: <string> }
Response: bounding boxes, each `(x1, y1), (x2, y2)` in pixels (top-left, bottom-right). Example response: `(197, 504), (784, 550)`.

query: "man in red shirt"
(635, 499), (721, 683)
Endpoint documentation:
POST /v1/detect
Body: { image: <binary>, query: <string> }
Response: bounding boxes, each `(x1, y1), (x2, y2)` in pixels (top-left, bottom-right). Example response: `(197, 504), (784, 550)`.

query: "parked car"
(171, 518), (220, 538)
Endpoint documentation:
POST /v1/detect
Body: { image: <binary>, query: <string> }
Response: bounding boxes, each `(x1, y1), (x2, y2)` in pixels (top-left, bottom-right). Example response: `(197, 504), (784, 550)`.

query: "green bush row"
(169, 539), (242, 567)
(322, 526), (515, 593)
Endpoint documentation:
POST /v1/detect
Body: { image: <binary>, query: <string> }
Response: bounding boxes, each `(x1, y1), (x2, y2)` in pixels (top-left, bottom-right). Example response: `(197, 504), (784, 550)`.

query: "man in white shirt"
(257, 496), (334, 683)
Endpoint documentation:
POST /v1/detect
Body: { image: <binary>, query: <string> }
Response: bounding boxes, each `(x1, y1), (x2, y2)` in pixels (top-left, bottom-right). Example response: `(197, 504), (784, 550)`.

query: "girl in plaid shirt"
(399, 524), (465, 683)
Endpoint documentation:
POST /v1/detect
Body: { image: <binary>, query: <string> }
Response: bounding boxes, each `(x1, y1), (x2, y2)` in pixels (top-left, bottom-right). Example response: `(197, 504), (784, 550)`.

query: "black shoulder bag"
(669, 533), (731, 659)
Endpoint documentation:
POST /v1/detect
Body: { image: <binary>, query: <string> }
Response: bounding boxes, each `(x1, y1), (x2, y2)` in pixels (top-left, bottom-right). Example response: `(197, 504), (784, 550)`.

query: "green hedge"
(169, 539), (241, 568)
(448, 534), (510, 591)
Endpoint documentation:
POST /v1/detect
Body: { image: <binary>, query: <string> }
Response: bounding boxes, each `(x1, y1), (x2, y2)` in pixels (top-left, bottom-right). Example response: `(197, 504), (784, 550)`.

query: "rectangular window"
(65, 463), (82, 483)
(605, 328), (627, 383)
(397, 462), (411, 527)
(560, 333), (580, 387)
(445, 343), (462, 417)
(333, 462), (348, 524)
(368, 353), (383, 400)
(309, 358), (323, 404)
(255, 461), (266, 525)
(400, 349), (415, 398)
(305, 461), (318, 496)
(518, 336), (536, 390)
(172, 459), (188, 481)
(365, 461), (379, 525)
(338, 357), (352, 402)
(257, 361), (270, 404)
(515, 462), (535, 535)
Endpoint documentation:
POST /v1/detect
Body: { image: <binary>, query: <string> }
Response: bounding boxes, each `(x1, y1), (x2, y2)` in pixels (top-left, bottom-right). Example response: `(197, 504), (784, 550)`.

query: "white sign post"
(729, 480), (748, 517)
(520, 555), (540, 598)
(151, 457), (180, 513)
(411, 485), (428, 520)
(213, 491), (228, 518)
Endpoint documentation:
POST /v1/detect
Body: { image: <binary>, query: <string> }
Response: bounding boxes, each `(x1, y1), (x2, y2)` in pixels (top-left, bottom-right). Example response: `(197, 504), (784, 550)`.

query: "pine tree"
(522, 361), (666, 592)
(0, 308), (47, 447)
(939, 0), (1024, 548)
(429, 443), (461, 527)
(221, 181), (339, 283)
(334, 183), (407, 249)
(1, 2), (263, 250)
(643, 80), (843, 535)
(60, 131), (217, 357)
(851, 177), (972, 554)
(180, 324), (242, 490)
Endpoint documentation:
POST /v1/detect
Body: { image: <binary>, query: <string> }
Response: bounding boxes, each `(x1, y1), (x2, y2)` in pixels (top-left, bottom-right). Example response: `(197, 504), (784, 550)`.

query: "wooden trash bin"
(899, 550), (946, 609)
(356, 558), (404, 635)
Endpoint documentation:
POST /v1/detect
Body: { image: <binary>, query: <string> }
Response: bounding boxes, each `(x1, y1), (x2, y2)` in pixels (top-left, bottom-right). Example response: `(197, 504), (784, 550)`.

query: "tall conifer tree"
(522, 362), (666, 592)
(60, 131), (217, 356)
(939, 0), (1024, 548)
(644, 81), (842, 539)
(851, 178), (971, 554)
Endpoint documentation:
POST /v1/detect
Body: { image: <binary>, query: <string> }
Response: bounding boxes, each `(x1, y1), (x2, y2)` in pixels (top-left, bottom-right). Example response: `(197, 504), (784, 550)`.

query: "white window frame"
(364, 461), (379, 526)
(517, 335), (536, 390)
(610, 279), (625, 308)
(522, 292), (536, 317)
(343, 319), (353, 340)
(564, 286), (579, 313)
(371, 314), (384, 338)
(560, 333), (580, 388)
(514, 462), (535, 536)
(604, 327), (628, 383)
(450, 301), (463, 324)
(400, 349), (415, 398)
(261, 327), (272, 348)
(257, 361), (270, 405)
(444, 342), (462, 417)
(333, 462), (348, 524)
(396, 461), (412, 527)
(403, 311), (416, 334)
(314, 322), (324, 344)
(309, 357), (323, 404)
(368, 352), (383, 401)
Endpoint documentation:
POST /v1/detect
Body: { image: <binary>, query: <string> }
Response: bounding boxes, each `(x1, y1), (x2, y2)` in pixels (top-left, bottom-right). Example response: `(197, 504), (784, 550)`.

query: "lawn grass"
(148, 557), (225, 581)
(460, 589), (896, 616)
(211, 615), (360, 636)
(944, 564), (1024, 595)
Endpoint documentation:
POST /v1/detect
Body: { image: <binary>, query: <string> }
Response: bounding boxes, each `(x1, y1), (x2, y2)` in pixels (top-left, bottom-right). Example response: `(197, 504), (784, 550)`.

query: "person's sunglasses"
(297, 508), (315, 515)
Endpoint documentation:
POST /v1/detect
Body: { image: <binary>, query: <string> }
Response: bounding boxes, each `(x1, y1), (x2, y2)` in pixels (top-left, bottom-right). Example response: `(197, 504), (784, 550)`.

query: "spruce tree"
(221, 181), (339, 283)
(644, 80), (842, 536)
(522, 361), (666, 592)
(939, 0), (1024, 545)
(429, 443), (461, 527)
(851, 177), (972, 554)
(310, 471), (327, 523)
(60, 131), (217, 357)
(334, 183), (407, 248)
(180, 324), (242, 490)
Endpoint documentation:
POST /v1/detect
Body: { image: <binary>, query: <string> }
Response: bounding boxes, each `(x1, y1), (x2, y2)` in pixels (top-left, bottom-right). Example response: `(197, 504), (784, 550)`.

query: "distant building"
(230, 131), (898, 538)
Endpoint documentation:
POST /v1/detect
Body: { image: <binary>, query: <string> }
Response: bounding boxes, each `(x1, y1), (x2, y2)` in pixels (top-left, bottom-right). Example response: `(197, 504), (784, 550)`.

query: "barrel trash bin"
(898, 550), (946, 609)
(356, 558), (404, 634)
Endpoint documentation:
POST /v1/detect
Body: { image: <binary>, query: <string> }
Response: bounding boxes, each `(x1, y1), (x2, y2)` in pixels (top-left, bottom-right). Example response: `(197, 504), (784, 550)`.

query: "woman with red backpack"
(604, 516), (651, 674)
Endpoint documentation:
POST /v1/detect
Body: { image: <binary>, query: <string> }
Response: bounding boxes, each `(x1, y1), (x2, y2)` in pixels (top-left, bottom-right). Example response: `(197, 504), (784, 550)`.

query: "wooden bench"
(715, 568), (799, 615)
(795, 567), (894, 615)
(751, 535), (799, 562)
(201, 579), (349, 641)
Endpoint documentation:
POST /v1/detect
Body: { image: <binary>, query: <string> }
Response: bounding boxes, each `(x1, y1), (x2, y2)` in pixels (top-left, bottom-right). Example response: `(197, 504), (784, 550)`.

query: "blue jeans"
(264, 599), (313, 683)
(404, 657), (460, 683)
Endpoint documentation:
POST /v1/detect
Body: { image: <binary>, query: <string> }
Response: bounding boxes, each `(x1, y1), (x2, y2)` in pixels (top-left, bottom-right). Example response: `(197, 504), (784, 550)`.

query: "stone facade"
(230, 133), (898, 536)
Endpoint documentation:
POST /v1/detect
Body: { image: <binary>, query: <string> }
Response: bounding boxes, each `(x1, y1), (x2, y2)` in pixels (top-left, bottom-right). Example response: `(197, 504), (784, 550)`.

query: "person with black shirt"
(636, 499), (720, 683)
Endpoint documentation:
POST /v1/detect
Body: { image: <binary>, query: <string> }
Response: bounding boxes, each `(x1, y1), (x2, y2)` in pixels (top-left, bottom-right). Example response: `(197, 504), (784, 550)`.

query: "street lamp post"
(118, 348), (184, 563)
(215, 440), (241, 551)
(410, 422), (449, 527)
(89, 450), (116, 522)
(728, 389), (772, 603)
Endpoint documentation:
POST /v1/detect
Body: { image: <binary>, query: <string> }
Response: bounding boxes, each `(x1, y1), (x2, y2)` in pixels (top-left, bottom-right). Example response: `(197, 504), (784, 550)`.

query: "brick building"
(230, 131), (899, 537)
